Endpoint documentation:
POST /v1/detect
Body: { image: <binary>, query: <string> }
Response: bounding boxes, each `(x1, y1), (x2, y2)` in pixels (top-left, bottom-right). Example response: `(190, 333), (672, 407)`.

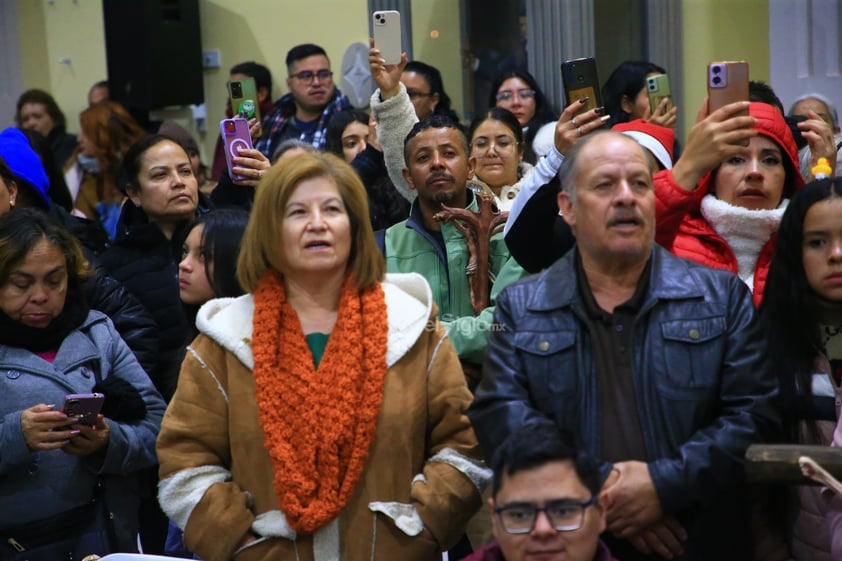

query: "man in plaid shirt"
(255, 43), (352, 159)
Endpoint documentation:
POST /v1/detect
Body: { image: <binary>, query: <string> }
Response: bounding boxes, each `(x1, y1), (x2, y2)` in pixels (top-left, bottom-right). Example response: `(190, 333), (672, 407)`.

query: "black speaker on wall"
(102, 0), (204, 110)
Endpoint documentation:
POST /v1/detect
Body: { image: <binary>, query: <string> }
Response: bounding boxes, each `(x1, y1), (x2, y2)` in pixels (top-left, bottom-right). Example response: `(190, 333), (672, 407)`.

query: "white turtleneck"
(700, 194), (788, 292)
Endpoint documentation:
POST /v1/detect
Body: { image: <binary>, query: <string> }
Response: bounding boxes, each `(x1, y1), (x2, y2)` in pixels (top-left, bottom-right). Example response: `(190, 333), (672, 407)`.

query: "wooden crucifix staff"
(434, 192), (508, 314)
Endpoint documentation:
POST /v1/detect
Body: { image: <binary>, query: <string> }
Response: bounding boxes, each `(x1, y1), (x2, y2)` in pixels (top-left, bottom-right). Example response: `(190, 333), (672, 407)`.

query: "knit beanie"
(612, 119), (675, 170)
(0, 128), (52, 207)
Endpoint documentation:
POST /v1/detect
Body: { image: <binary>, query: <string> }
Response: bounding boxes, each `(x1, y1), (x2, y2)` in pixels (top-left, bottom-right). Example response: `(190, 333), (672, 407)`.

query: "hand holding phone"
(646, 74), (673, 115)
(562, 57), (603, 114)
(373, 10), (402, 65)
(220, 118), (254, 181)
(61, 393), (105, 426)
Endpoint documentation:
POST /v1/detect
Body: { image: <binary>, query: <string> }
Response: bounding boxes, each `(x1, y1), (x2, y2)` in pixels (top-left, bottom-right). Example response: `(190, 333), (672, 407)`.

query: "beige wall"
(13, 0), (465, 163)
(409, 0), (464, 119)
(17, 0), (106, 131)
(15, 0), (770, 160)
(680, 0), (770, 134)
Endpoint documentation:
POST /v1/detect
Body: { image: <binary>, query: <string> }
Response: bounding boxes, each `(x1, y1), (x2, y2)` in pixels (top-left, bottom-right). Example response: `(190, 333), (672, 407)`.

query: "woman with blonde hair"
(157, 151), (488, 561)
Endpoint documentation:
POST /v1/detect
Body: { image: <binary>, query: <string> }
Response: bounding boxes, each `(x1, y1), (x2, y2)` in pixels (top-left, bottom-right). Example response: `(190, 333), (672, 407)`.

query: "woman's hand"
(248, 117), (263, 141)
(21, 404), (79, 451)
(367, 117), (382, 152)
(369, 38), (408, 101)
(644, 97), (678, 129)
(799, 109), (837, 175)
(232, 148), (271, 187)
(62, 414), (110, 456)
(670, 99), (757, 192)
(553, 99), (610, 155)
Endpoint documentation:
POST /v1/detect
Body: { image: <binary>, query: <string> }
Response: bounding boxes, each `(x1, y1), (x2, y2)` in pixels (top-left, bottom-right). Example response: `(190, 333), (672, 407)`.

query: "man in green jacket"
(382, 115), (525, 367)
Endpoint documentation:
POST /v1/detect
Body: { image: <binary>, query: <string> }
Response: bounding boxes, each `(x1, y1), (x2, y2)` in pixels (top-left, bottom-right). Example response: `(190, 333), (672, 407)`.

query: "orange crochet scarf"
(251, 271), (388, 534)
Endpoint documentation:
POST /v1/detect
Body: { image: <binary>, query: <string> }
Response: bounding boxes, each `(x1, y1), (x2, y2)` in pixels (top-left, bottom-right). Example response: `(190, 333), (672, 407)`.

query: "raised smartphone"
(220, 118), (253, 181)
(62, 393), (105, 426)
(373, 10), (401, 65)
(561, 57), (602, 114)
(228, 77), (261, 122)
(646, 73), (673, 115)
(707, 61), (749, 115)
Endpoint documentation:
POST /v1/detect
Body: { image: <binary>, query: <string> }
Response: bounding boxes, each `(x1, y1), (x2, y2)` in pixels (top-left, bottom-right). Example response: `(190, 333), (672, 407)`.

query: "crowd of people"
(1, 23), (842, 561)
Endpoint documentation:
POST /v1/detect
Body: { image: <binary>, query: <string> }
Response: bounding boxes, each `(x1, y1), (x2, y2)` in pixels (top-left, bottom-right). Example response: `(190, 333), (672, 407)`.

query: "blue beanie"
(0, 128), (52, 208)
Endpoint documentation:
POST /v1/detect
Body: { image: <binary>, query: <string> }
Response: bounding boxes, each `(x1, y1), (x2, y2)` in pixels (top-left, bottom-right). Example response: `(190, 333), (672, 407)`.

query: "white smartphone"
(372, 10), (401, 65)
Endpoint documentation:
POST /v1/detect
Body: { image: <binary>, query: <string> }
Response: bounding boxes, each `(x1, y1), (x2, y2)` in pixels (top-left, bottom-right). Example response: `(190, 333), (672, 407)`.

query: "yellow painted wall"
(15, 0), (769, 159)
(680, 0), (770, 134)
(409, 0), (464, 119)
(13, 0), (465, 163)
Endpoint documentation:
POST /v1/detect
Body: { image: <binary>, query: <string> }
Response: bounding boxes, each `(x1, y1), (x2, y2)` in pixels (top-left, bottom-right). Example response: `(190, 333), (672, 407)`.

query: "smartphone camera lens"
(224, 121), (236, 134)
(577, 74), (584, 83)
(712, 65), (721, 74)
(712, 76), (722, 85)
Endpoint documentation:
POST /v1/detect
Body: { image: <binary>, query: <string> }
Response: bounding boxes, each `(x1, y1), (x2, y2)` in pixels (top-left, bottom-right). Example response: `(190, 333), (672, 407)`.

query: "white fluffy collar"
(195, 273), (434, 370)
(700, 194), (788, 289)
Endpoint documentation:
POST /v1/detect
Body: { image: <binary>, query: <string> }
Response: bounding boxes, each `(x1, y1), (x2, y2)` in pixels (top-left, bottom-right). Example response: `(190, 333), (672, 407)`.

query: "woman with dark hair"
(324, 109), (370, 163)
(15, 89), (77, 169)
(98, 133), (214, 401)
(402, 60), (460, 122)
(761, 178), (842, 560)
(466, 107), (528, 210)
(178, 209), (249, 329)
(488, 70), (557, 163)
(0, 208), (165, 557)
(602, 60), (675, 129)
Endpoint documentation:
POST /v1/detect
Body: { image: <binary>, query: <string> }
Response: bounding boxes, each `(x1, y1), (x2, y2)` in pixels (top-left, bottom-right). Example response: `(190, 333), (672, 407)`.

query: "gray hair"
(788, 93), (839, 129)
(271, 139), (316, 163)
(557, 130), (648, 201)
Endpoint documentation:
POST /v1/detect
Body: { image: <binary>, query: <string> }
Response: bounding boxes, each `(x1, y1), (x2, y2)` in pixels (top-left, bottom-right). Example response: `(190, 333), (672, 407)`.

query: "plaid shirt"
(255, 87), (352, 158)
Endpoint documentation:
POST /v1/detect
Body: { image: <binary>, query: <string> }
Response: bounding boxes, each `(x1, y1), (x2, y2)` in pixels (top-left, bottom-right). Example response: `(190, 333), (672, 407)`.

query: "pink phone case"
(220, 118), (253, 181)
(62, 393), (105, 426)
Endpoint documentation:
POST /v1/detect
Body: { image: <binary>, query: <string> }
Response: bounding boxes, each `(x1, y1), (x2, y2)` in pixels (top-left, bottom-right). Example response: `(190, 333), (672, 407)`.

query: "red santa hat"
(611, 119), (675, 170)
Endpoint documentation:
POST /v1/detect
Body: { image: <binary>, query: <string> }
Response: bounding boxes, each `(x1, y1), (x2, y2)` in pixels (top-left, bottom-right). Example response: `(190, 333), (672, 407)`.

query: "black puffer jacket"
(96, 195), (213, 401)
(82, 270), (159, 379)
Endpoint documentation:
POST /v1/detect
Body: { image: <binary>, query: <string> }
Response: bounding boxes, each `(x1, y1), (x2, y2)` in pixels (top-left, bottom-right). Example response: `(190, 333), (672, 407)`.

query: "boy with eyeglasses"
(255, 43), (352, 158)
(464, 421), (617, 561)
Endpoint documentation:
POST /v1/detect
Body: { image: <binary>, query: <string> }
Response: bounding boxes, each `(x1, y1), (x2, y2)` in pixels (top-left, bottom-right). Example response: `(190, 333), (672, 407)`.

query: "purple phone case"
(62, 393), (105, 426)
(220, 118), (253, 181)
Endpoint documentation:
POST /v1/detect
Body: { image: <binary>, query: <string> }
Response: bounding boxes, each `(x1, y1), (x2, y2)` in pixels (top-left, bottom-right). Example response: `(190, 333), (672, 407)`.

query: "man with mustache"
(380, 115), (525, 374)
(255, 43), (351, 158)
(470, 130), (780, 561)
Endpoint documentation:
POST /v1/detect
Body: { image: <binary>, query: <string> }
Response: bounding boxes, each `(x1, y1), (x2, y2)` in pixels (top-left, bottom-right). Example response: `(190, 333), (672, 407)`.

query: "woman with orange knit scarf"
(156, 151), (489, 561)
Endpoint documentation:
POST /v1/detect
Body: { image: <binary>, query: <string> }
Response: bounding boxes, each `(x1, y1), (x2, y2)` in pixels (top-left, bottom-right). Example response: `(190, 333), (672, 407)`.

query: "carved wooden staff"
(434, 192), (508, 314)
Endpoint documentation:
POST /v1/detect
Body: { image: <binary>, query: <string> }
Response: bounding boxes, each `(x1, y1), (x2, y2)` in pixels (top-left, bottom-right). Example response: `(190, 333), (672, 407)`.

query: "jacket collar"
(196, 273), (434, 370)
(0, 311), (106, 379)
(528, 245), (706, 312)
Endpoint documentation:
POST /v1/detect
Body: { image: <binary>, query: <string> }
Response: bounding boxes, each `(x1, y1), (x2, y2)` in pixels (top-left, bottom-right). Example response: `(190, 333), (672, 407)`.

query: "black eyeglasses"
(494, 496), (597, 534)
(407, 90), (433, 100)
(291, 69), (333, 83)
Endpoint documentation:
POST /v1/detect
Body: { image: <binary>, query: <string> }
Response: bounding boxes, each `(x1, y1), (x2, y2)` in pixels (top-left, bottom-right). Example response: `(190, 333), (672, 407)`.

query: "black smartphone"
(561, 57), (603, 113)
(784, 115), (808, 150)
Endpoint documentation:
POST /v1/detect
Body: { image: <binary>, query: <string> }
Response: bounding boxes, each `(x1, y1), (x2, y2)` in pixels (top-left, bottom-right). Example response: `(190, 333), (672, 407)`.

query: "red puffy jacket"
(654, 102), (804, 307)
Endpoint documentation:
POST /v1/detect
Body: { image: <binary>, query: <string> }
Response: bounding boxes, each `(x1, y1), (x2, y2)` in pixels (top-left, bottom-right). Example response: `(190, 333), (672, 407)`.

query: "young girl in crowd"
(165, 208), (249, 558)
(488, 70), (557, 163)
(762, 178), (842, 560)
